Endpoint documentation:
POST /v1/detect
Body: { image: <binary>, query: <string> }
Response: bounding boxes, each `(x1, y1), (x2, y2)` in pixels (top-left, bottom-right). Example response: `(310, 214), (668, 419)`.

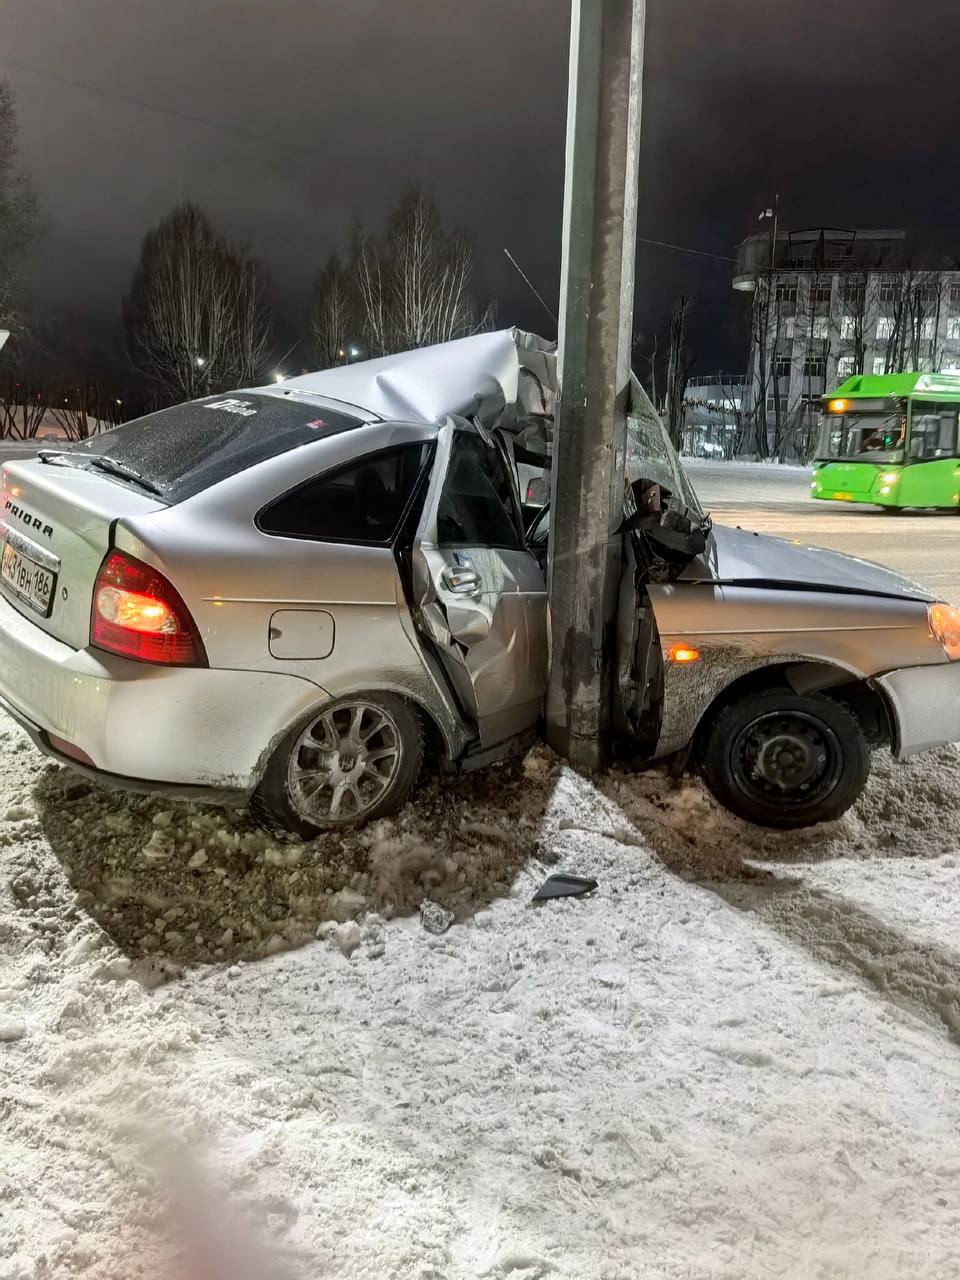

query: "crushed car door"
(411, 419), (548, 749)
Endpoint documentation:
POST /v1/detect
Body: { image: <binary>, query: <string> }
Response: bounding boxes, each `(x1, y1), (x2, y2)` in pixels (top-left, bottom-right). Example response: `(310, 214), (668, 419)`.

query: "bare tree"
(880, 262), (918, 373)
(0, 80), (39, 365)
(124, 203), (273, 404)
(718, 374), (746, 456)
(906, 271), (942, 371)
(747, 274), (791, 458)
(0, 380), (45, 439)
(783, 268), (831, 460)
(633, 331), (658, 411)
(834, 271), (874, 376)
(387, 188), (476, 349)
(350, 187), (484, 357)
(309, 252), (355, 369)
(664, 296), (694, 450)
(228, 245), (272, 388)
(49, 382), (124, 438)
(0, 378), (124, 440)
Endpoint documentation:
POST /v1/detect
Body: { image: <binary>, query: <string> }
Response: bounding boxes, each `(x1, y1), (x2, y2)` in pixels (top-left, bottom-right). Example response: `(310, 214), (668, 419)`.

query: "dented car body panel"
(645, 581), (944, 757)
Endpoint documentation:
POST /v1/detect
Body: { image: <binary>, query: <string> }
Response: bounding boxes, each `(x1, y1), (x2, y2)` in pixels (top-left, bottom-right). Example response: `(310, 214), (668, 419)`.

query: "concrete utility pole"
(546, 0), (645, 769)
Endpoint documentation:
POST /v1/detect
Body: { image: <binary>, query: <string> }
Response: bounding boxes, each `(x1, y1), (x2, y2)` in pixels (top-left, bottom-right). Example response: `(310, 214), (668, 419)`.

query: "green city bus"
(812, 371), (960, 512)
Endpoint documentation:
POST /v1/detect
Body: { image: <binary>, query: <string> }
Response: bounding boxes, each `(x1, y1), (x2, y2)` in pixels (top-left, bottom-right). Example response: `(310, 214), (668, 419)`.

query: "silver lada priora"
(1, 329), (958, 835)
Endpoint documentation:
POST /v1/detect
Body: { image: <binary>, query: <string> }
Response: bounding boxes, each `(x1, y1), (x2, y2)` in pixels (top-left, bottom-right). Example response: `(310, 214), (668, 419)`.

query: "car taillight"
(91, 549), (207, 666)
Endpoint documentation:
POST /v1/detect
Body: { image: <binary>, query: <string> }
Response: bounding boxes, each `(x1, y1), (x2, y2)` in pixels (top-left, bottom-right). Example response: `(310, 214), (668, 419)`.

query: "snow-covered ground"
(684, 456), (813, 477)
(5, 716), (960, 1279)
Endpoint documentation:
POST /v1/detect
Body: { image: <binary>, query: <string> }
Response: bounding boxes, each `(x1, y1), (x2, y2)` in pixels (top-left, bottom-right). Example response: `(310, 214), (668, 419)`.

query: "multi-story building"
(732, 227), (960, 454)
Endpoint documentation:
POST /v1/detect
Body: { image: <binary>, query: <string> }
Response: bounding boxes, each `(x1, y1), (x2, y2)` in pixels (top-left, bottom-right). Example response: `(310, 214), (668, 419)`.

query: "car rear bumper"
(875, 661), (960, 757)
(0, 692), (250, 805)
(0, 594), (328, 793)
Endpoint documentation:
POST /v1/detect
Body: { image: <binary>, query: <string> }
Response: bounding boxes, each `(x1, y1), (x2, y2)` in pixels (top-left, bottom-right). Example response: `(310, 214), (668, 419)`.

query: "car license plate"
(1, 537), (56, 616)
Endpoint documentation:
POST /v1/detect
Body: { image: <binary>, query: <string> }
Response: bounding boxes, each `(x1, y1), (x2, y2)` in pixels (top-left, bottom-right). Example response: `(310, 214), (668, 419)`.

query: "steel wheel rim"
(731, 710), (843, 810)
(287, 701), (403, 822)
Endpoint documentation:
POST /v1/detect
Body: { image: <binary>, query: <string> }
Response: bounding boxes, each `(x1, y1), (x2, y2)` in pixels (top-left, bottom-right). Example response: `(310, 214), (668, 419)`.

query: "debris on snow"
(335, 920), (363, 957)
(419, 898), (455, 935)
(531, 873), (599, 901)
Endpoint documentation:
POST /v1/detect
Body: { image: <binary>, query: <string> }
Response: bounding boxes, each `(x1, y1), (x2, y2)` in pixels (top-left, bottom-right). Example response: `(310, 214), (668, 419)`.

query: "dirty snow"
(4, 715), (960, 1278)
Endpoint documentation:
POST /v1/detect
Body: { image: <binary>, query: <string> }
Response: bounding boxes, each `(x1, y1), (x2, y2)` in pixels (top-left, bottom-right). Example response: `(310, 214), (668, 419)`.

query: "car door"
(411, 419), (548, 749)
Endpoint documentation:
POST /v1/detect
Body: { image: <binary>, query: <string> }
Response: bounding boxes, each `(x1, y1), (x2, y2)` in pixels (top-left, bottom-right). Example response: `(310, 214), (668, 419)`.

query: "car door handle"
(442, 566), (482, 595)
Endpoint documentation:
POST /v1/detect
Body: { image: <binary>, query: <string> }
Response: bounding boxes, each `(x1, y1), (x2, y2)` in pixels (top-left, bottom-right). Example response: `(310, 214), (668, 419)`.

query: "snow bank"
(4, 716), (960, 1278)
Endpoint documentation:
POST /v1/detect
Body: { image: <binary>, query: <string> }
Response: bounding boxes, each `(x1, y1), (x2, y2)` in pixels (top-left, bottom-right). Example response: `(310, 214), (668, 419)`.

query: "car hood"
(680, 522), (935, 602)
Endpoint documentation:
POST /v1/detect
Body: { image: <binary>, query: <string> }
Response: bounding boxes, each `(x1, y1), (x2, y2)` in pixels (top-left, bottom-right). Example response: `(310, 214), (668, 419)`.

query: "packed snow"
(4, 714), (960, 1279)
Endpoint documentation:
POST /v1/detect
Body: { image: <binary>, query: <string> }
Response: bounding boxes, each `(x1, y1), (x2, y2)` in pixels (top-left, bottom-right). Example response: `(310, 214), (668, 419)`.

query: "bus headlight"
(881, 473), (898, 484)
(929, 603), (960, 661)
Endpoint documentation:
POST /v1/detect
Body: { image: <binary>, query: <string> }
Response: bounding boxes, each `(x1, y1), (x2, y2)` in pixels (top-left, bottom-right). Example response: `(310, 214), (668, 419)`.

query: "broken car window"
(437, 433), (524, 549)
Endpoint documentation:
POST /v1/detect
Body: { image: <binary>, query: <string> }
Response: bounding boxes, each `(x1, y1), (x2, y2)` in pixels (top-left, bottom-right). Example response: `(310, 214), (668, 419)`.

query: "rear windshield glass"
(70, 393), (363, 502)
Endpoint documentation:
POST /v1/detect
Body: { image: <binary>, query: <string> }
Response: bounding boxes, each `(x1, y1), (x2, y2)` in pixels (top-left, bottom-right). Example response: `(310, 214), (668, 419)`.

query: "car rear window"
(70, 393), (364, 502)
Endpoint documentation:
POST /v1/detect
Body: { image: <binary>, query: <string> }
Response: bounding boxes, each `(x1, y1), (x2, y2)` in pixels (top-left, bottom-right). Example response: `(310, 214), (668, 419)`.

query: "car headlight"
(929, 603), (960, 660)
(881, 472), (898, 484)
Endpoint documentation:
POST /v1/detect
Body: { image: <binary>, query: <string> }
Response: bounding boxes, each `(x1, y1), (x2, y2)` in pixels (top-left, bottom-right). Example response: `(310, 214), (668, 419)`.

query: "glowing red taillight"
(91, 549), (207, 666)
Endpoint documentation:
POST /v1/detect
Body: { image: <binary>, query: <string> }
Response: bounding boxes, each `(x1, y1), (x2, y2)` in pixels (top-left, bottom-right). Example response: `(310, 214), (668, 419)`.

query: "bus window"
(818, 411), (904, 461)
(908, 403), (959, 460)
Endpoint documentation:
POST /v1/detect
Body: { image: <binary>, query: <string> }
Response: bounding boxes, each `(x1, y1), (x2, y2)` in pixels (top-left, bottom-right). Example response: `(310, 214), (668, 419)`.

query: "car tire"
(702, 689), (869, 829)
(252, 693), (424, 839)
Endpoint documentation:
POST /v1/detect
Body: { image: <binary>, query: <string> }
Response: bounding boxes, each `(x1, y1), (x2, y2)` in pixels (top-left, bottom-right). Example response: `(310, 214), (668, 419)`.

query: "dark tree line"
(122, 186), (488, 406)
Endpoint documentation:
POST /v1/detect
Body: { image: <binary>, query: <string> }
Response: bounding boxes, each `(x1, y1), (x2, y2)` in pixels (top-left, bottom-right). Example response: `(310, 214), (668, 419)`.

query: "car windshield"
(625, 401), (703, 517)
(524, 394), (703, 543)
(817, 409), (904, 463)
(64, 393), (364, 502)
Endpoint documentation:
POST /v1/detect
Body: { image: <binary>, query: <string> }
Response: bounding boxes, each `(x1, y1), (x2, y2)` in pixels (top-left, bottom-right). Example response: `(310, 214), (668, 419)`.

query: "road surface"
(687, 460), (960, 604)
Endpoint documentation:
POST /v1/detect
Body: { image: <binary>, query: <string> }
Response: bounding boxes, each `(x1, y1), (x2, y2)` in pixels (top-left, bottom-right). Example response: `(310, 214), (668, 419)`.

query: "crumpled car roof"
(269, 329), (557, 433)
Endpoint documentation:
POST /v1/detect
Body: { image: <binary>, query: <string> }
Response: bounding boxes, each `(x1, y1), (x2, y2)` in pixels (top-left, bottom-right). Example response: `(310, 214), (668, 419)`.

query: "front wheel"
(702, 690), (869, 829)
(253, 693), (424, 838)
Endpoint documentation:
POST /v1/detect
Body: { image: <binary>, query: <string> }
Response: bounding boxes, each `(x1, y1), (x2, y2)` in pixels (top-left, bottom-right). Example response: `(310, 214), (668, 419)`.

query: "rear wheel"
(702, 690), (869, 829)
(253, 693), (424, 838)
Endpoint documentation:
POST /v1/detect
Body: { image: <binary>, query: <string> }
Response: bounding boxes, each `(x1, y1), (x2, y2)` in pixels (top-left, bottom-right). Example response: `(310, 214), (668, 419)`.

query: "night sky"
(3, 0), (960, 382)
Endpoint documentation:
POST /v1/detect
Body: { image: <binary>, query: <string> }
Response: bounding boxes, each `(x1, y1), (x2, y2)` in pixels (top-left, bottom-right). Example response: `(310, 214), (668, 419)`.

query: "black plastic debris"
(531, 874), (598, 902)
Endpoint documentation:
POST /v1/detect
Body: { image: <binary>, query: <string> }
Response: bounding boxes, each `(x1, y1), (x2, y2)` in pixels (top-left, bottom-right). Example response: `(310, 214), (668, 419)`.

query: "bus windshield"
(817, 410), (904, 463)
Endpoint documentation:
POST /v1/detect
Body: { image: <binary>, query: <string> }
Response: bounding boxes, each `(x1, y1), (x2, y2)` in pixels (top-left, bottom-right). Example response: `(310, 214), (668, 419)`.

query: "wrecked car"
(0, 329), (958, 834)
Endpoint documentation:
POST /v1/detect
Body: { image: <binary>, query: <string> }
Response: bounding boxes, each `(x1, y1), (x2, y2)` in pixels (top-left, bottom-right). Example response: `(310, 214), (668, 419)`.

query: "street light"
(195, 356), (206, 368)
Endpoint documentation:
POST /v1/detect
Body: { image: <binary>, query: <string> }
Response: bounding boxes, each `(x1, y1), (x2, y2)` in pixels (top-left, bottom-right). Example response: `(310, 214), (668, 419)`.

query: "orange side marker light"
(668, 645), (701, 663)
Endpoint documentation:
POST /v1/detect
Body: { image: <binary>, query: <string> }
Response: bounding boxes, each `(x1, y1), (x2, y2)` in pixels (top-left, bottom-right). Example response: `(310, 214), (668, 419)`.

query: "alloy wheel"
(287, 701), (403, 822)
